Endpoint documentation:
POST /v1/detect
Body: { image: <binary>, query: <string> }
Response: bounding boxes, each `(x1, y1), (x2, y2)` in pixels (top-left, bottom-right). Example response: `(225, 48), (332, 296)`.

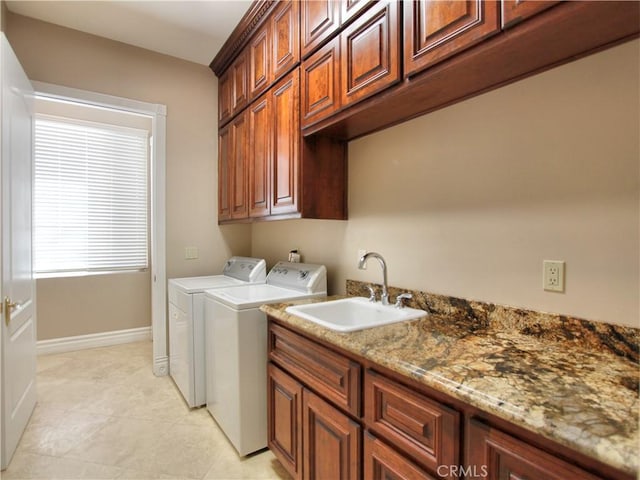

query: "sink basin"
(285, 297), (427, 332)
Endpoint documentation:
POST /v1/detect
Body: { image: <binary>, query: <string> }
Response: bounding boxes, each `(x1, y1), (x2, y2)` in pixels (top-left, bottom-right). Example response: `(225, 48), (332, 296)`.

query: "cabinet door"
(364, 370), (459, 478)
(272, 1), (300, 82)
(218, 70), (232, 125)
(248, 94), (272, 218)
(232, 52), (248, 113)
(404, 0), (500, 78)
(268, 364), (303, 480)
(249, 24), (271, 101)
(230, 112), (248, 219)
(303, 389), (360, 480)
(341, 0), (375, 26)
(466, 419), (603, 480)
(501, 1), (561, 29)
(301, 0), (340, 58)
(364, 433), (436, 480)
(271, 70), (300, 215)
(301, 37), (341, 127)
(217, 123), (232, 221)
(341, 0), (400, 107)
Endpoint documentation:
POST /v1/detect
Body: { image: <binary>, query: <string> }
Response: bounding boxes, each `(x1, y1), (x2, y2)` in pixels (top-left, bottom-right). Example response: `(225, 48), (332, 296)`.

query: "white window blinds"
(34, 115), (149, 275)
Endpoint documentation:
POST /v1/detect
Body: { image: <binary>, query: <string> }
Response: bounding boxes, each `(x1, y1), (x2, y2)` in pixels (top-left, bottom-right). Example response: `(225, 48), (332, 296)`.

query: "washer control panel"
(266, 262), (327, 294)
(223, 257), (267, 283)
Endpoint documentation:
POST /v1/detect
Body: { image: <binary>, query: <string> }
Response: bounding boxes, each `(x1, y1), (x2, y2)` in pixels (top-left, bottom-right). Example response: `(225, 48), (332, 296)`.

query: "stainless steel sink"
(285, 297), (427, 332)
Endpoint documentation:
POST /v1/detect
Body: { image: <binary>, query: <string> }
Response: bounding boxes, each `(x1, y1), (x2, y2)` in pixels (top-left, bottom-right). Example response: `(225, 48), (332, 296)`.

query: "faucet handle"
(394, 293), (412, 309)
(365, 285), (376, 302)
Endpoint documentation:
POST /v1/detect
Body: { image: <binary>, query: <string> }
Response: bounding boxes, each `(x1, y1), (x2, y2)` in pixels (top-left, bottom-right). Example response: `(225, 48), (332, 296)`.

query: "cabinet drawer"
(269, 322), (361, 416)
(364, 432), (437, 480)
(467, 418), (604, 480)
(364, 370), (459, 477)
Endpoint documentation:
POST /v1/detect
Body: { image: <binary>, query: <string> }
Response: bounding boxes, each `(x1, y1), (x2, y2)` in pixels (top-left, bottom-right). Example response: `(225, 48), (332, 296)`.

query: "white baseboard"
(37, 326), (152, 355)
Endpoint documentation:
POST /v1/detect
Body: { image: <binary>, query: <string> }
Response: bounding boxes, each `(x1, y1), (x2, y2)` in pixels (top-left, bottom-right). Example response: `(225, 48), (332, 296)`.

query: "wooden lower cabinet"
(364, 433), (436, 480)
(303, 390), (361, 480)
(467, 419), (603, 480)
(267, 319), (627, 480)
(268, 363), (303, 480)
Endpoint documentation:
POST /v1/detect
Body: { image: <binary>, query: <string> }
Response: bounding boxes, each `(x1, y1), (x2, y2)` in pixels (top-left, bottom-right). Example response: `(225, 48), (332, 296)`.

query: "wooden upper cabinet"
(502, 1), (561, 29)
(230, 112), (249, 219)
(341, 0), (400, 107)
(217, 123), (232, 221)
(302, 0), (340, 58)
(249, 23), (272, 101)
(301, 37), (341, 128)
(272, 0), (300, 82)
(248, 94), (272, 218)
(218, 70), (232, 125)
(341, 0), (376, 26)
(404, 0), (500, 78)
(218, 53), (247, 127)
(271, 70), (300, 215)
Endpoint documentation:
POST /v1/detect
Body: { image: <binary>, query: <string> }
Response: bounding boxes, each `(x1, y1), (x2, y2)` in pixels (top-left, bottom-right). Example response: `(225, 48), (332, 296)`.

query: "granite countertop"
(261, 286), (639, 477)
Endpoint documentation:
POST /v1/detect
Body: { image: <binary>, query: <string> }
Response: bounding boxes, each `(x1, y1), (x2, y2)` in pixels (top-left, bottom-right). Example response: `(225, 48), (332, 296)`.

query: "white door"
(0, 34), (36, 470)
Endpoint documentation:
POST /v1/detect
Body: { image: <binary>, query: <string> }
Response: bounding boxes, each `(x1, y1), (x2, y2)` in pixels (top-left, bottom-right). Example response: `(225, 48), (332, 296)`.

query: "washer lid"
(206, 284), (323, 310)
(169, 275), (246, 293)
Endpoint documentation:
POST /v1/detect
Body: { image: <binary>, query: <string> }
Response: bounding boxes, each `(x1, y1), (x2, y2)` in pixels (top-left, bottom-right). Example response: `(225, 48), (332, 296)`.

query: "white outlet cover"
(543, 260), (565, 292)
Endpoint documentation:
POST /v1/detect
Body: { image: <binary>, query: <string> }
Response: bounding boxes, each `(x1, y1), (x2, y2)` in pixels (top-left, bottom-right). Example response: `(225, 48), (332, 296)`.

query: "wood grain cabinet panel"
(218, 70), (232, 125)
(272, 0), (300, 81)
(404, 0), (500, 77)
(268, 364), (303, 480)
(303, 390), (361, 480)
(248, 94), (272, 218)
(249, 23), (271, 100)
(340, 0), (400, 107)
(365, 370), (459, 478)
(271, 70), (300, 215)
(217, 123), (232, 220)
(231, 52), (248, 113)
(301, 0), (340, 58)
(269, 322), (361, 416)
(501, 0), (561, 29)
(466, 419), (604, 480)
(364, 433), (437, 480)
(301, 37), (341, 127)
(341, 0), (376, 26)
(230, 112), (248, 219)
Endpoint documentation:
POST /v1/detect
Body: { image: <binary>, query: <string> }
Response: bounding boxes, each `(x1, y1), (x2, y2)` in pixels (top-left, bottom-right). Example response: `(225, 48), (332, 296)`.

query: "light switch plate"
(185, 246), (198, 260)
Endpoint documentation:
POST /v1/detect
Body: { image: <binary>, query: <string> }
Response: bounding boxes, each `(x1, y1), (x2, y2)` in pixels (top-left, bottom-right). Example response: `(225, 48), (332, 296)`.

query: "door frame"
(31, 81), (169, 376)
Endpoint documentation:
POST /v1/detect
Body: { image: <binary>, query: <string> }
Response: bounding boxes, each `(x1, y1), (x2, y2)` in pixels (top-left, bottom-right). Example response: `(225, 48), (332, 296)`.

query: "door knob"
(4, 297), (17, 326)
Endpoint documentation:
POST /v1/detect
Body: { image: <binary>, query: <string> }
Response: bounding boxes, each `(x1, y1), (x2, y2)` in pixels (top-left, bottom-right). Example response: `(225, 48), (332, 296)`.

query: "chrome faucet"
(358, 252), (389, 305)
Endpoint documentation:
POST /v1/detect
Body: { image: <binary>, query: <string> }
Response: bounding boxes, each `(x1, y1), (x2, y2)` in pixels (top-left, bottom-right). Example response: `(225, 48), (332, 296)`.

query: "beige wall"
(7, 13), (251, 340)
(252, 40), (640, 328)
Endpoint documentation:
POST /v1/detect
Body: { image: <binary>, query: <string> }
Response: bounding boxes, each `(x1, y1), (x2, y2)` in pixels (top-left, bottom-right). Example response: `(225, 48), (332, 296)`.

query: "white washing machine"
(204, 261), (327, 456)
(168, 256), (266, 408)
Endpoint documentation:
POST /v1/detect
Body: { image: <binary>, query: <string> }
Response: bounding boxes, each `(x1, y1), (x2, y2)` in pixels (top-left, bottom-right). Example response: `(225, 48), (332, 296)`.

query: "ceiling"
(6, 0), (252, 66)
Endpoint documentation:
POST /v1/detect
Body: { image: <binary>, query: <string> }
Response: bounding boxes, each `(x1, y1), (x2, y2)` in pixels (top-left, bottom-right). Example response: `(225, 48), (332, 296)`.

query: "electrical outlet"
(185, 246), (199, 260)
(357, 249), (367, 269)
(543, 260), (565, 292)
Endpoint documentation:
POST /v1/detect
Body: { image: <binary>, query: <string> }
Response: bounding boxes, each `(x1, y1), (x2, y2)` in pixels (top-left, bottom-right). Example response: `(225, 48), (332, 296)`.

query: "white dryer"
(204, 261), (327, 456)
(168, 256), (266, 407)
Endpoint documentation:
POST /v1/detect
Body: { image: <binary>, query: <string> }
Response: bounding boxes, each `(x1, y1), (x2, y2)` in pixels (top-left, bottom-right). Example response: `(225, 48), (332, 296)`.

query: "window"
(34, 114), (149, 275)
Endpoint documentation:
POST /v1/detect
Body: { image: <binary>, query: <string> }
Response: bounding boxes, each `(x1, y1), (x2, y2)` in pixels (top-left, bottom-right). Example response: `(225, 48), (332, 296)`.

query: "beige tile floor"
(2, 341), (291, 480)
